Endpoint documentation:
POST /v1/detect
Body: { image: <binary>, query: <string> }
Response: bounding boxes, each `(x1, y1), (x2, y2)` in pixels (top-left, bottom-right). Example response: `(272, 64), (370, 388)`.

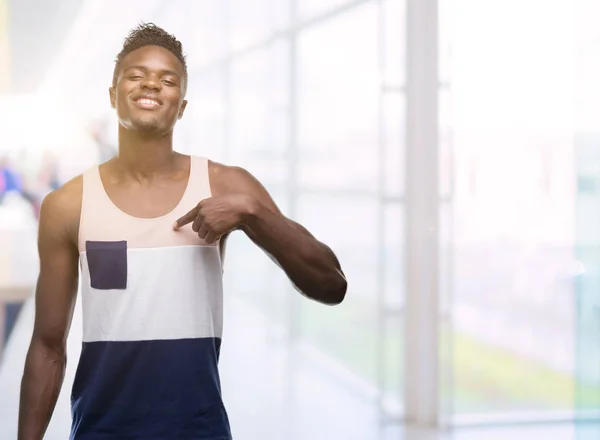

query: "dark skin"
(18, 44), (346, 440)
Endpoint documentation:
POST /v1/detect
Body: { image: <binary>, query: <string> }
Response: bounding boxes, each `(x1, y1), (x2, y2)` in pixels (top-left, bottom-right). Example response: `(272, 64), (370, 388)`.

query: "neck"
(115, 126), (177, 176)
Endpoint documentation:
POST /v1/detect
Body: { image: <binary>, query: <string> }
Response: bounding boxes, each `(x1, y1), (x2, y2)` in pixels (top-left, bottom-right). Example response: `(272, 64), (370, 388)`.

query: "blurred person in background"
(0, 157), (5, 203)
(18, 22), (347, 440)
(0, 155), (20, 204)
(0, 155), (41, 219)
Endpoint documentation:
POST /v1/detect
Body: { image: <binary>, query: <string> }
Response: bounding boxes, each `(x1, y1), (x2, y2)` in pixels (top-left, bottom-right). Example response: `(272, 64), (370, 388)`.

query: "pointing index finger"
(173, 206), (199, 230)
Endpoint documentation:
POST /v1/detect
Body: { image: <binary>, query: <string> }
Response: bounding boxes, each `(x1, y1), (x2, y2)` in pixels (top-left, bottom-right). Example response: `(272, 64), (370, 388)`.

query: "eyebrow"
(124, 65), (182, 78)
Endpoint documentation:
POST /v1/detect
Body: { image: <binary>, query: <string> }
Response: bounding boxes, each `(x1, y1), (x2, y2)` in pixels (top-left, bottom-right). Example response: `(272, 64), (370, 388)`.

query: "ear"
(178, 100), (188, 120)
(109, 87), (116, 109)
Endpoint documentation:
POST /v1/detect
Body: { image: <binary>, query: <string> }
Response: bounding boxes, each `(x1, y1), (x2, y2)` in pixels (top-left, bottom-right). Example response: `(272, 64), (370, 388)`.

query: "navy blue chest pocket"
(86, 241), (128, 290)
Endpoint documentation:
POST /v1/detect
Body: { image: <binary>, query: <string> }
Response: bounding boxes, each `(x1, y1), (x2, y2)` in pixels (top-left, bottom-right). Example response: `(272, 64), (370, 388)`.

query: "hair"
(112, 22), (187, 87)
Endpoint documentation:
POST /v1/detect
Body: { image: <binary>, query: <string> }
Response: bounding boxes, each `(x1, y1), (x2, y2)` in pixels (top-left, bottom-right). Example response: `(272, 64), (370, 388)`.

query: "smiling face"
(110, 45), (188, 135)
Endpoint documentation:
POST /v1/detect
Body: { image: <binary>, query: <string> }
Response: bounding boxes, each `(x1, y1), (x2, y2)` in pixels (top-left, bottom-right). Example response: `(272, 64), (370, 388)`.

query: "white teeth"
(137, 99), (159, 105)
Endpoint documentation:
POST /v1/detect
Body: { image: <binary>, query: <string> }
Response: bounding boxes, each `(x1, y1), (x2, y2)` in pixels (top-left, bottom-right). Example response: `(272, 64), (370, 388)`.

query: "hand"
(173, 194), (257, 244)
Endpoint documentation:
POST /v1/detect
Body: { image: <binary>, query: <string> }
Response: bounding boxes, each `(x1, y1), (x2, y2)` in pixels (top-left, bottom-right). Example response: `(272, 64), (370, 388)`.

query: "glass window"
(298, 0), (355, 20)
(384, 203), (404, 310)
(230, 42), (290, 188)
(438, 0), (452, 85)
(297, 2), (379, 192)
(381, 314), (404, 417)
(186, 0), (228, 68)
(230, 0), (269, 50)
(223, 232), (272, 298)
(439, 88), (453, 200)
(383, 92), (405, 198)
(297, 193), (379, 386)
(446, 0), (580, 418)
(147, 0), (194, 44)
(382, 0), (406, 87)
(574, 0), (600, 423)
(182, 68), (226, 161)
(230, 0), (290, 50)
(382, 203), (404, 413)
(223, 189), (292, 319)
(268, 0), (292, 33)
(439, 201), (454, 424)
(574, 0), (600, 134)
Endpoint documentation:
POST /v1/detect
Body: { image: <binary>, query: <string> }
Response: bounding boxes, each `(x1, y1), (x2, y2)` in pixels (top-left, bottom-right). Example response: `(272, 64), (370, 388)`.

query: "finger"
(192, 212), (204, 233)
(173, 206), (199, 230)
(205, 232), (220, 245)
(197, 223), (209, 239)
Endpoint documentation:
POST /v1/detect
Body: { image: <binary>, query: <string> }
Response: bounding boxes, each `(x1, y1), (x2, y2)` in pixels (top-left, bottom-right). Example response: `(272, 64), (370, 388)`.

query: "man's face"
(110, 45), (187, 135)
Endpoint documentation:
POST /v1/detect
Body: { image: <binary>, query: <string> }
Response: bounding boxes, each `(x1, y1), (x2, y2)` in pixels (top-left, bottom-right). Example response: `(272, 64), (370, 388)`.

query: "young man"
(18, 23), (346, 440)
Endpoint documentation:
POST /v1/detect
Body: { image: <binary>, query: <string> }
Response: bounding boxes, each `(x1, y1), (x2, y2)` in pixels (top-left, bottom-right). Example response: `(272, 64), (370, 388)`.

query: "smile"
(134, 98), (162, 109)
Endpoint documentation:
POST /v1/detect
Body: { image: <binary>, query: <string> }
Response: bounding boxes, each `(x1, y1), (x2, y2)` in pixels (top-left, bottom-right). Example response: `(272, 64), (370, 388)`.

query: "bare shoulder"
(208, 160), (260, 196)
(39, 174), (83, 247)
(207, 160), (285, 217)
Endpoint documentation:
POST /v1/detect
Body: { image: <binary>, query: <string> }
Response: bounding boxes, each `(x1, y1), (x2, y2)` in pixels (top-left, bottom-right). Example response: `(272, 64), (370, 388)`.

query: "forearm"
(242, 201), (347, 304)
(18, 338), (66, 440)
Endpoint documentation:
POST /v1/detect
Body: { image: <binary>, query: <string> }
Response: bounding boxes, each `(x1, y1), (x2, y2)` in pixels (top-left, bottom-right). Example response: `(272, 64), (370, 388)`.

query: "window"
(286, 197), (401, 414)
(230, 0), (290, 50)
(297, 194), (379, 386)
(382, 0), (406, 88)
(186, 0), (228, 68)
(382, 92), (405, 198)
(224, 189), (292, 320)
(382, 203), (404, 413)
(230, 42), (290, 188)
(183, 68), (226, 161)
(446, 0), (580, 418)
(297, 2), (379, 192)
(574, 0), (600, 420)
(298, 0), (356, 21)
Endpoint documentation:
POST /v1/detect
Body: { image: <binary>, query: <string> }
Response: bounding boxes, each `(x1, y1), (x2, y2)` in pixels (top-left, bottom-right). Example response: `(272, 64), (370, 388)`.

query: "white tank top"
(70, 155), (232, 439)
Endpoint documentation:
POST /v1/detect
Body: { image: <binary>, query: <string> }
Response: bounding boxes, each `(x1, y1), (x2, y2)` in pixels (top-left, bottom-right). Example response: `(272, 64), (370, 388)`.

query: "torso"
(67, 154), (232, 439)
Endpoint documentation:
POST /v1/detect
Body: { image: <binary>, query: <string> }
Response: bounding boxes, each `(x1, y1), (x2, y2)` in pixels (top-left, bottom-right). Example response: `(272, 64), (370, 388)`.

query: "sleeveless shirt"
(70, 156), (232, 440)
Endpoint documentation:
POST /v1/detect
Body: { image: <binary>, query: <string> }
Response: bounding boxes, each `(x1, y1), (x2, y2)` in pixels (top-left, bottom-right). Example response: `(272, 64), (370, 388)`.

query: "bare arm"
(18, 181), (81, 440)
(211, 164), (347, 305)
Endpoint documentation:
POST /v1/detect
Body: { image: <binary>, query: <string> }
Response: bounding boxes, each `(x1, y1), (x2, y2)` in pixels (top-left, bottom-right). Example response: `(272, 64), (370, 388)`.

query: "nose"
(140, 74), (161, 91)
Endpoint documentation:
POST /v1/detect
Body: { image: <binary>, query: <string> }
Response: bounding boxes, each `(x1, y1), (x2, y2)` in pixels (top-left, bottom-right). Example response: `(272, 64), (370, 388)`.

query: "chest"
(103, 176), (190, 219)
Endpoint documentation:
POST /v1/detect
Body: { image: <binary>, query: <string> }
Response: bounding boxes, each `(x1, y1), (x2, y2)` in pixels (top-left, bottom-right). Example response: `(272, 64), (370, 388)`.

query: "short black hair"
(113, 22), (187, 87)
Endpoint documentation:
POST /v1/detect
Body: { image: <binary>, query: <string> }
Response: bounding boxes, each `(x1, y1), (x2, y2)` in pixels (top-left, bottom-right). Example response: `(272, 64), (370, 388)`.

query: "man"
(18, 23), (346, 440)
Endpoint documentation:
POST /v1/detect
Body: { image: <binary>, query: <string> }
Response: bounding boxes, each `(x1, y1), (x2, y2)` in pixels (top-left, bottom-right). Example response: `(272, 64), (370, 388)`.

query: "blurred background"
(0, 0), (599, 439)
